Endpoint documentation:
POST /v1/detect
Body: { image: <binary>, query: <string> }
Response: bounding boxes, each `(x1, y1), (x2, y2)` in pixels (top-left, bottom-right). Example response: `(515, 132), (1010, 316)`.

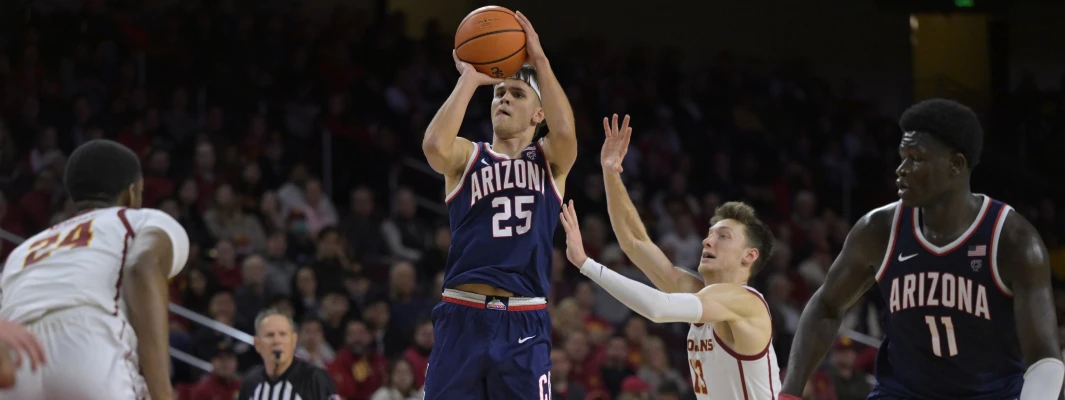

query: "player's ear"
(950, 153), (966, 175)
(533, 108), (545, 125)
(743, 247), (759, 267)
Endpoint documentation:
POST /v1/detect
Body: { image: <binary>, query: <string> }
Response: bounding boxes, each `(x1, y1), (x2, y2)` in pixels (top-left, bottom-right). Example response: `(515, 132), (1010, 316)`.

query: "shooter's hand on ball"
(452, 50), (503, 86)
(514, 11), (546, 67)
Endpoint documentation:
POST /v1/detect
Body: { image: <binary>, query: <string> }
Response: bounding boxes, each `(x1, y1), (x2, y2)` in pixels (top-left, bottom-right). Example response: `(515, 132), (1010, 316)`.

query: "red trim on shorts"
(441, 296), (547, 311)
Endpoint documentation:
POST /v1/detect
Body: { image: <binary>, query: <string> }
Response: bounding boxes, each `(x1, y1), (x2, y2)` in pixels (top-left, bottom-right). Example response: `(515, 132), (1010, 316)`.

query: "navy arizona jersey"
(443, 141), (562, 298)
(872, 195), (1024, 400)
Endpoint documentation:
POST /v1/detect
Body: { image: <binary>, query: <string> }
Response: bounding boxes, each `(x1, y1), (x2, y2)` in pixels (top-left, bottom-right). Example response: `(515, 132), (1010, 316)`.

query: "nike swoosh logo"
(518, 336), (536, 344)
(898, 253), (918, 262)
(481, 159), (489, 166)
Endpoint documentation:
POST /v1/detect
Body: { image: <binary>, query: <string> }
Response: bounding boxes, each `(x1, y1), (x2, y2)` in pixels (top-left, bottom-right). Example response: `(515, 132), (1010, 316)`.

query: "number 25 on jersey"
(23, 220), (95, 268)
(492, 196), (534, 237)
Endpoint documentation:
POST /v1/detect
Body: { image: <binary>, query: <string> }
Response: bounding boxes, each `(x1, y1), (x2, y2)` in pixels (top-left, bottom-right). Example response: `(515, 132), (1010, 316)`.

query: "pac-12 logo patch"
(487, 298), (507, 310)
(525, 150), (536, 160)
(971, 259), (982, 271)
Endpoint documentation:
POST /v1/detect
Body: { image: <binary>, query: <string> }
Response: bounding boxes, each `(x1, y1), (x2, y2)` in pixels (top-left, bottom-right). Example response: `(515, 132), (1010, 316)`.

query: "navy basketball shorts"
(424, 289), (552, 400)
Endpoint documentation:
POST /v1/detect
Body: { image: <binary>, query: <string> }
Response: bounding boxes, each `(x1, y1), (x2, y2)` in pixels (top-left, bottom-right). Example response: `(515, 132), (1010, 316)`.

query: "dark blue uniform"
(425, 141), (561, 400)
(871, 195), (1024, 400)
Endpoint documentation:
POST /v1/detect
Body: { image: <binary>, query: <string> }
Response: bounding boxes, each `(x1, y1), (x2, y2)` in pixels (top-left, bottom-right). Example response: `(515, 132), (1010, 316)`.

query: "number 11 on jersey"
(925, 315), (958, 357)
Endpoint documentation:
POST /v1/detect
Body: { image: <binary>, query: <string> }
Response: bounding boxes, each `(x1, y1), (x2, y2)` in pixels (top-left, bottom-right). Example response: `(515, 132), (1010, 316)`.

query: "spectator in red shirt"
(188, 340), (241, 400)
(17, 169), (58, 233)
(402, 318), (433, 389)
(208, 239), (242, 290)
(330, 319), (388, 400)
(563, 331), (605, 394)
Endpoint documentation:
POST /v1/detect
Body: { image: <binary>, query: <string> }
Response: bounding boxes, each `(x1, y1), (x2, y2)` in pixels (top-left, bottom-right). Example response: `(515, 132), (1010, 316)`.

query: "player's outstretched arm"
(997, 211), (1065, 400)
(562, 201), (708, 324)
(600, 114), (702, 294)
(422, 52), (501, 178)
(124, 230), (177, 400)
(779, 207), (891, 398)
(514, 11), (577, 178)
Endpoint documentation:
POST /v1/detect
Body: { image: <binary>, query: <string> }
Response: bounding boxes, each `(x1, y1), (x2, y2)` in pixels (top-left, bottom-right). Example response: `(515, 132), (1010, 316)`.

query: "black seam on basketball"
(455, 29), (526, 51)
(456, 9), (514, 33)
(466, 44), (527, 65)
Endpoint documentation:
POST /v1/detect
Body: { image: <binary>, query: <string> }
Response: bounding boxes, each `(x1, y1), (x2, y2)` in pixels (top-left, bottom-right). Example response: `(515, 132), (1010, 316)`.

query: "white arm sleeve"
(1019, 358), (1065, 400)
(127, 209), (190, 278)
(580, 258), (703, 324)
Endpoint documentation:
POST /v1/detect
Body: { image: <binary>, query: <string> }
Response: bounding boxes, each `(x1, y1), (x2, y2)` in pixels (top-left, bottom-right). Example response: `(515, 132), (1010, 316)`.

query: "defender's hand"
(601, 114), (632, 173)
(559, 200), (588, 268)
(453, 51), (503, 86)
(0, 319), (45, 371)
(514, 11), (546, 66)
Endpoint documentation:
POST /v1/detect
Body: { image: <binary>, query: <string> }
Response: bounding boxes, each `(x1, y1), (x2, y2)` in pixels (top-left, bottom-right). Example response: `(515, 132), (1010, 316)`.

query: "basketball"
(454, 6), (527, 79)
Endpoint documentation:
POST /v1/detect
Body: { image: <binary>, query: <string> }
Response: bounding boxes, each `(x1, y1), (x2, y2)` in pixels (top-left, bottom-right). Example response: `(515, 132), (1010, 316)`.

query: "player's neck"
(74, 200), (116, 211)
(919, 189), (980, 236)
(700, 268), (748, 286)
(490, 133), (533, 158)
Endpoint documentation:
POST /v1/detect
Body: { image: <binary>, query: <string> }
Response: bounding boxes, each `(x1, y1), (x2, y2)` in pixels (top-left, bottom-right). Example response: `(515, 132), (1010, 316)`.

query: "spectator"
(234, 255), (282, 328)
(187, 340), (241, 400)
(381, 187), (429, 263)
(204, 183), (268, 254)
(292, 266), (322, 322)
(369, 358), (424, 400)
(811, 338), (875, 400)
(403, 318), (433, 389)
(635, 336), (687, 394)
(208, 239), (242, 290)
(388, 261), (432, 341)
(320, 290), (353, 350)
(600, 336), (636, 398)
(344, 186), (389, 267)
(550, 348), (588, 400)
(330, 320), (389, 400)
(263, 231), (298, 297)
(295, 318), (336, 369)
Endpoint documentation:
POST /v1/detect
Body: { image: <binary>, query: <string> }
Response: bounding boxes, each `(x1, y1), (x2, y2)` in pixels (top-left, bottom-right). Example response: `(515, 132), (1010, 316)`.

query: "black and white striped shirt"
(238, 359), (339, 400)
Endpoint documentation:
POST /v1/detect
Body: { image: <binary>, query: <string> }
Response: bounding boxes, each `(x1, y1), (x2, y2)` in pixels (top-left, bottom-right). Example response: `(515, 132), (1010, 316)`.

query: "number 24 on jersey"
(23, 220), (95, 268)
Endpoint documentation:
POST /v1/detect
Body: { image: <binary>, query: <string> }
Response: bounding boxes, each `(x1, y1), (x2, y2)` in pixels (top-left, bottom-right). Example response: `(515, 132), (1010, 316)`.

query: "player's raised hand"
(601, 114), (632, 173)
(559, 200), (588, 268)
(0, 319), (45, 371)
(514, 11), (546, 66)
(453, 50), (503, 86)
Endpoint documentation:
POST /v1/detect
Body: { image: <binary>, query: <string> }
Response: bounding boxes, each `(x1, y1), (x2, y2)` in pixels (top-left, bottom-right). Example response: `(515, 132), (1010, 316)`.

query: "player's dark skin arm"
(780, 206), (894, 396)
(124, 231), (174, 400)
(997, 212), (1064, 398)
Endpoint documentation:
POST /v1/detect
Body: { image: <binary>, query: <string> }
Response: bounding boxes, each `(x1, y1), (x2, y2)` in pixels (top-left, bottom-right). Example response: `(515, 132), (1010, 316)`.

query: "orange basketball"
(454, 6), (527, 79)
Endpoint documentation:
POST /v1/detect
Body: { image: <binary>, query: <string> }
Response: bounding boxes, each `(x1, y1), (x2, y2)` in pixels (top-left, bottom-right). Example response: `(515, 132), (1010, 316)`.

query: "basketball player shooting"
(558, 114), (781, 400)
(779, 99), (1063, 400)
(420, 11), (577, 400)
(0, 140), (189, 400)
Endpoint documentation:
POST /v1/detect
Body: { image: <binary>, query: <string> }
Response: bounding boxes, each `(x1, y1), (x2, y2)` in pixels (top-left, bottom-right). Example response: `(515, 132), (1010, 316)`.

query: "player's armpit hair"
(899, 98), (983, 169)
(711, 202), (775, 277)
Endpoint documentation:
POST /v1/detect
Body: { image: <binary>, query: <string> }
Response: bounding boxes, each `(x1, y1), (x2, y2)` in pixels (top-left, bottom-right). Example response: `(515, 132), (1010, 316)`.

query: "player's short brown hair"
(710, 202), (775, 279)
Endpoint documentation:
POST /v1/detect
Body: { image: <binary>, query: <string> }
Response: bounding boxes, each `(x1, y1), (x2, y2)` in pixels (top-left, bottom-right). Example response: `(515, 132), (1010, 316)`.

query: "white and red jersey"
(686, 286), (781, 400)
(0, 207), (189, 325)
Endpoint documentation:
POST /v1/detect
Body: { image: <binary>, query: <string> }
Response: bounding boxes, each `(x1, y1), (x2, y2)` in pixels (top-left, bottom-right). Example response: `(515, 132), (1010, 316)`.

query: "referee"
(238, 309), (339, 400)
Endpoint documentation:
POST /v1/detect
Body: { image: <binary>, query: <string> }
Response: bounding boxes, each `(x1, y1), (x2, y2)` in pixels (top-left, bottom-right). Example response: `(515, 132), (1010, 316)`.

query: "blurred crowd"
(0, 1), (1062, 400)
